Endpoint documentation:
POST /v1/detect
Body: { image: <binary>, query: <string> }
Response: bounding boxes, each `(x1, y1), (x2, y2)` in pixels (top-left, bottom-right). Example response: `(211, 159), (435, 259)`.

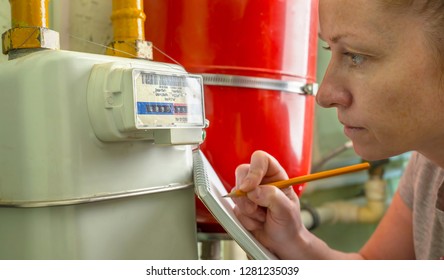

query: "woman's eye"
(347, 53), (365, 66)
(321, 44), (367, 67)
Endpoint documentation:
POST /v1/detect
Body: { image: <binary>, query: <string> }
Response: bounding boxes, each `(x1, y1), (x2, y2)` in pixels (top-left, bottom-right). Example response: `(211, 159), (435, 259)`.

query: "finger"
(232, 196), (267, 222)
(235, 164), (250, 187)
(247, 185), (300, 224)
(251, 151), (287, 179)
(280, 185), (300, 203)
(233, 206), (265, 231)
(239, 151), (288, 192)
(233, 196), (257, 215)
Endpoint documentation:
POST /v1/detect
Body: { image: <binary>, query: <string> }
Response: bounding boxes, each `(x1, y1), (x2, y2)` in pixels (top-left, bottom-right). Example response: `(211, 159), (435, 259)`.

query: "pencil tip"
(222, 193), (235, 198)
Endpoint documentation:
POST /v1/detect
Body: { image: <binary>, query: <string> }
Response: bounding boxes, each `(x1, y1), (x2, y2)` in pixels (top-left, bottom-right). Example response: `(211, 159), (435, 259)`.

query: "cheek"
(354, 74), (422, 140)
(367, 56), (433, 118)
(382, 87), (421, 128)
(355, 77), (405, 121)
(366, 73), (441, 146)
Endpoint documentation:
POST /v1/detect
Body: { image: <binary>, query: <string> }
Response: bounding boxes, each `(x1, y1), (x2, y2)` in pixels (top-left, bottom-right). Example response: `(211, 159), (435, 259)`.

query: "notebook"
(193, 149), (278, 260)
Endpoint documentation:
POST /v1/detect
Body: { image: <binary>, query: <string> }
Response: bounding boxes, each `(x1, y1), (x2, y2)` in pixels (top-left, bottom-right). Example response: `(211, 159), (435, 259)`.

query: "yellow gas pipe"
(10, 0), (49, 28)
(106, 0), (153, 60)
(2, 0), (59, 57)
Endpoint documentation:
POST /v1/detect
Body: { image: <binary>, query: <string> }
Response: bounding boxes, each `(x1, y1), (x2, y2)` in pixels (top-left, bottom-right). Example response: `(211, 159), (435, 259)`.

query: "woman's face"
(317, 0), (444, 161)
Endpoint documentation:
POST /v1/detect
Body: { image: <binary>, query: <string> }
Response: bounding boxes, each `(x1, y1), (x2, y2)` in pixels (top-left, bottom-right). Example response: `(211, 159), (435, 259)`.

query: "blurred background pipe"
(302, 160), (388, 229)
(312, 140), (353, 172)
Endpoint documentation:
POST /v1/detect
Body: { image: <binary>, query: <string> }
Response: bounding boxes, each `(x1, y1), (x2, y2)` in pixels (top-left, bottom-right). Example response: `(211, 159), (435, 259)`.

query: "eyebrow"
(318, 32), (351, 43)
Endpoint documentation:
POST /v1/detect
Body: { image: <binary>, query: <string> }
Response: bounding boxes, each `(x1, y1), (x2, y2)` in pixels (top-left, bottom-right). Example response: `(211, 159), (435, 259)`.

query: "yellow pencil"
(223, 162), (371, 198)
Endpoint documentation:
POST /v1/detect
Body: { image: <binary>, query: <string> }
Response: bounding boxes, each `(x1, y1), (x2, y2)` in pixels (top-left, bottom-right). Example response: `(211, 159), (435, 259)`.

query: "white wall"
(51, 0), (112, 53)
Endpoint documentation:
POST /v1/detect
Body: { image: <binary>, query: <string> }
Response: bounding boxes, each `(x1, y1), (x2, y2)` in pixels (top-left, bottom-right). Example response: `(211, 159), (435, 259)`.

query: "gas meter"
(87, 62), (205, 144)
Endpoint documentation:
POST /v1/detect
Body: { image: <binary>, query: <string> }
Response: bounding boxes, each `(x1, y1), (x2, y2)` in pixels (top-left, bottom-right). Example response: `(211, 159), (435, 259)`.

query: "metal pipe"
(111, 0), (145, 41)
(301, 176), (387, 230)
(3, 0), (59, 58)
(106, 0), (152, 59)
(10, 0), (49, 28)
(312, 141), (353, 172)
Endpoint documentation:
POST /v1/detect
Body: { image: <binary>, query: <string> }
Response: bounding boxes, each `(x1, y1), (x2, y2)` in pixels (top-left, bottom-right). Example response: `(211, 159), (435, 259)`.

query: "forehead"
(318, 0), (414, 43)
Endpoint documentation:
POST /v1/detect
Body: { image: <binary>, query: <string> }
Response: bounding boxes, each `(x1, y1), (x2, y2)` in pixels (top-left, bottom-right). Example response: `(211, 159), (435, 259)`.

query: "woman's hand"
(232, 150), (309, 259)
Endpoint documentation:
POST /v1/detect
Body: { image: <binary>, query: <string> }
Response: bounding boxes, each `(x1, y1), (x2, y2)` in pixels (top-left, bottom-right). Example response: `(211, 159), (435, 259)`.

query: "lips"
(343, 124), (365, 139)
(339, 119), (366, 137)
(344, 125), (364, 130)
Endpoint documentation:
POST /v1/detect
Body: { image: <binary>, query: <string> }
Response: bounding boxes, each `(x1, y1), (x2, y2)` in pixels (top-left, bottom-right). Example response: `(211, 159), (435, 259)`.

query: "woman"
(232, 0), (444, 259)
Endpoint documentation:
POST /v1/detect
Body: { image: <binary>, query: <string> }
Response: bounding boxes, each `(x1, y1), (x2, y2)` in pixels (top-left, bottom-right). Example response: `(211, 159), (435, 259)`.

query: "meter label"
(134, 71), (204, 128)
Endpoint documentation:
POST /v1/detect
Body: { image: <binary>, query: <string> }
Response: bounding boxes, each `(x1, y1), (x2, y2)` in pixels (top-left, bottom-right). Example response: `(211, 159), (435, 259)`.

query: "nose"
(316, 62), (352, 109)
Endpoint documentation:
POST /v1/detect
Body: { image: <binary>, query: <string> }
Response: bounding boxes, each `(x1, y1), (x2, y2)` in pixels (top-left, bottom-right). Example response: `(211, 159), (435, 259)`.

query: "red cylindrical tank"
(144, 0), (318, 233)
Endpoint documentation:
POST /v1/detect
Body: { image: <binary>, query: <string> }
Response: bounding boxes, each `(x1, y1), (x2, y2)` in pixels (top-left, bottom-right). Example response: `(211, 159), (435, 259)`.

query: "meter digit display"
(133, 71), (204, 128)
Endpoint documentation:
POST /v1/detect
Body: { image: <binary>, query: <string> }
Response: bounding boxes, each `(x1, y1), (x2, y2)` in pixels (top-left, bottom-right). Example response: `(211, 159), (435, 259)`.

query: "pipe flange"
(106, 39), (153, 60)
(2, 27), (60, 55)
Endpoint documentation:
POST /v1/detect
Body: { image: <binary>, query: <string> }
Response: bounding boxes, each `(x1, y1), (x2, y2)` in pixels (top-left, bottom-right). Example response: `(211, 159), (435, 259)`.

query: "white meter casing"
(87, 62), (205, 144)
